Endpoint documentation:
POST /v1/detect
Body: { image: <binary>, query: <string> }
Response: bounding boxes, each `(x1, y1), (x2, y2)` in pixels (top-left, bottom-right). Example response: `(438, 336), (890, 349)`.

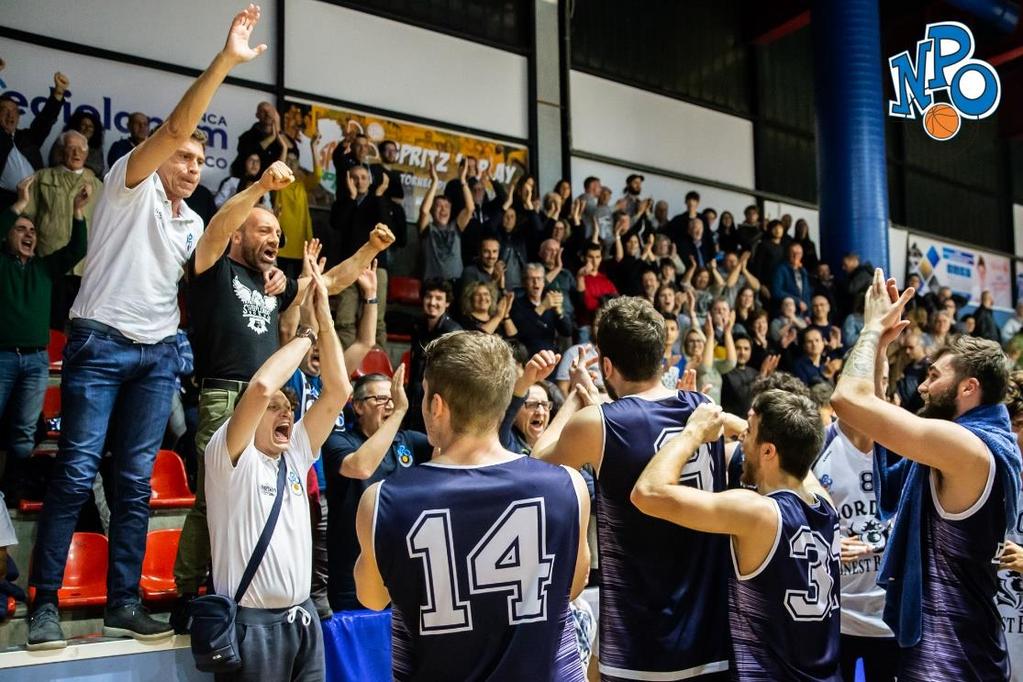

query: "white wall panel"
(570, 71), (755, 190)
(285, 0), (528, 140)
(889, 226), (908, 284)
(0, 0), (276, 85)
(0, 39), (266, 191)
(1014, 204), (1023, 258)
(571, 156), (754, 223)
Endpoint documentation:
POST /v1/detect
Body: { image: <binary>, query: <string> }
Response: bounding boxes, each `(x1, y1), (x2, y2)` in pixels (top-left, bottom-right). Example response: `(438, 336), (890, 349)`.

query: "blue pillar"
(812, 0), (890, 272)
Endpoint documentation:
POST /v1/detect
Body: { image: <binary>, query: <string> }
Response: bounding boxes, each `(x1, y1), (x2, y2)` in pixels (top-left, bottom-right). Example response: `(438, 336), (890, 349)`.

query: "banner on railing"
(906, 233), (1013, 311)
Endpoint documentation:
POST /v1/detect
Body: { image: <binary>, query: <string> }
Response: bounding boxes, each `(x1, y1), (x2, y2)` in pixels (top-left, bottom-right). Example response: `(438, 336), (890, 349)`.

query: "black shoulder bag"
(189, 456), (288, 673)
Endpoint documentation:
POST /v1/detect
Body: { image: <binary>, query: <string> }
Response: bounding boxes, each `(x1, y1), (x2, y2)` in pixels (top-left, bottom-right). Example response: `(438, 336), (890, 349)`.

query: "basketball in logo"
(923, 102), (960, 141)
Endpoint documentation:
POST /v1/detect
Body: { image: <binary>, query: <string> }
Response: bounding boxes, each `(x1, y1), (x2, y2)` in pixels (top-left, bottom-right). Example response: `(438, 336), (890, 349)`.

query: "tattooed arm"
(831, 270), (991, 493)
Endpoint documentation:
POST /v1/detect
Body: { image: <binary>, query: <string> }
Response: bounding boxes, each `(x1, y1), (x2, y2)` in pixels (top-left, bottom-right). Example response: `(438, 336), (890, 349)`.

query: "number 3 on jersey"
(406, 498), (555, 635)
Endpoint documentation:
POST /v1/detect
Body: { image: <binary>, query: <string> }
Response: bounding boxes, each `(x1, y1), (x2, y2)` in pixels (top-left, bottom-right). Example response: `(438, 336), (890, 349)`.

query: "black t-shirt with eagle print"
(187, 253), (298, 381)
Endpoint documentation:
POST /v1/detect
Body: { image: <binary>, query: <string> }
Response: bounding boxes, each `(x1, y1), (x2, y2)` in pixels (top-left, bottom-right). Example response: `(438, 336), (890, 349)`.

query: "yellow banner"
(282, 100), (529, 212)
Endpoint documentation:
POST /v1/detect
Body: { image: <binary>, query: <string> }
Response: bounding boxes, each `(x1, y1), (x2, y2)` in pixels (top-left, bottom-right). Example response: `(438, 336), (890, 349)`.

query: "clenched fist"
(259, 160), (294, 191)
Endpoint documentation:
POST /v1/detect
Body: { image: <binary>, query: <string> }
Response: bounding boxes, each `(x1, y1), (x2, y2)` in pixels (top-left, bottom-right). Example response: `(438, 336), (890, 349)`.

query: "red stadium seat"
(149, 450), (196, 509)
(48, 329), (66, 372)
(388, 276), (421, 306)
(5, 596), (14, 619)
(18, 499), (43, 513)
(400, 350), (411, 386)
(140, 529), (182, 602)
(42, 384), (61, 439)
(353, 347), (393, 379)
(29, 532), (108, 608)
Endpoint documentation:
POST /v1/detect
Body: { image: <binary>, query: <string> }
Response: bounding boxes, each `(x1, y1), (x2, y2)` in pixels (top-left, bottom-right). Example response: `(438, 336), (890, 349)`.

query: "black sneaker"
(169, 593), (196, 635)
(103, 602), (174, 641)
(26, 603), (67, 650)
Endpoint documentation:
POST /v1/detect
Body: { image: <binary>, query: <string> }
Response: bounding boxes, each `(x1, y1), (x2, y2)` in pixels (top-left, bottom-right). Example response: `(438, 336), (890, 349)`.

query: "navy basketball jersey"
(597, 390), (731, 680)
(898, 464), (1010, 680)
(729, 490), (841, 681)
(374, 456), (585, 681)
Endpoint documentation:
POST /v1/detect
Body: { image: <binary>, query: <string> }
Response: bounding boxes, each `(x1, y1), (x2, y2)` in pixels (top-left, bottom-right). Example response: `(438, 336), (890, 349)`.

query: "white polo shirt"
(205, 419), (316, 609)
(70, 151), (202, 343)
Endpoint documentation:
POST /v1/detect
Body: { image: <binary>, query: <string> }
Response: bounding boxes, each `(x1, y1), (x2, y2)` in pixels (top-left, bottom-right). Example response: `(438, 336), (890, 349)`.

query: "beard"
(917, 385), (958, 420)
(740, 448), (759, 490)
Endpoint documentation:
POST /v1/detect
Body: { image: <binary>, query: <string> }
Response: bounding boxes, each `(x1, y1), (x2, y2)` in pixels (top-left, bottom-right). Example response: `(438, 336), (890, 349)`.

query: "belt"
(1, 346), (46, 354)
(201, 378), (249, 392)
(70, 318), (176, 345)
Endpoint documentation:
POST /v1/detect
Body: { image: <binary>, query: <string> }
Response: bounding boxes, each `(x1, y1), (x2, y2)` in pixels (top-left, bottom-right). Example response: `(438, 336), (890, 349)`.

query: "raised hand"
(459, 158), (469, 182)
(222, 4), (268, 66)
(428, 158), (438, 184)
(375, 170), (390, 197)
(301, 239), (324, 278)
(829, 326), (843, 349)
(72, 183), (92, 213)
(523, 350), (562, 386)
(865, 268), (914, 337)
(16, 174), (34, 203)
(53, 72), (70, 98)
(356, 259), (378, 297)
(259, 160), (294, 192)
(759, 353), (780, 377)
(390, 365), (409, 413)
(368, 223), (396, 252)
(569, 347), (600, 400)
(496, 292), (514, 318)
(345, 169), (357, 199)
(677, 368), (698, 392)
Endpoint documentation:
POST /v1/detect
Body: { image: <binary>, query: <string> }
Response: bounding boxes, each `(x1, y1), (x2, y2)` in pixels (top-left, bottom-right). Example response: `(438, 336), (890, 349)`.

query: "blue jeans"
(31, 326), (178, 607)
(0, 349), (49, 460)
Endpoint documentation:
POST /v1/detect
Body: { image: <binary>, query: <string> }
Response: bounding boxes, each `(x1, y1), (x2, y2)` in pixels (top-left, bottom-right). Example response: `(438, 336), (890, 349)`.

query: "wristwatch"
(295, 325), (317, 346)
(363, 297), (379, 304)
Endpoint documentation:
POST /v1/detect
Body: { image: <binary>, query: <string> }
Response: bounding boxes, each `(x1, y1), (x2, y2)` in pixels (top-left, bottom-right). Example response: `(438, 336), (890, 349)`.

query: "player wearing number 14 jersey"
(354, 331), (590, 681)
(633, 391), (841, 681)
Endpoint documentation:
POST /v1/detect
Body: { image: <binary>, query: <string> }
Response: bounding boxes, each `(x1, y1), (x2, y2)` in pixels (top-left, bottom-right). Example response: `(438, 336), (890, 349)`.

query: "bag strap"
(233, 456), (288, 604)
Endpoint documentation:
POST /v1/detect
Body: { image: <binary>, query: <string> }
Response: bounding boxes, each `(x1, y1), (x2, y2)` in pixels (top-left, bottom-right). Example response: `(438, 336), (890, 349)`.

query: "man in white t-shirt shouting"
(28, 5), (277, 650)
(206, 261), (350, 680)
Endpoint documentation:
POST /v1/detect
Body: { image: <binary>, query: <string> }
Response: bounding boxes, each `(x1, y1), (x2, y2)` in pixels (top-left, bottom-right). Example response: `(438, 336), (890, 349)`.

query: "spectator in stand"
(751, 219), (787, 289)
(460, 235), (505, 294)
(619, 173), (644, 217)
(652, 233), (684, 273)
(676, 217), (715, 268)
(842, 293), (866, 347)
(716, 210), (741, 254)
(807, 295), (844, 352)
(973, 290), (1001, 343)
(652, 200), (670, 231)
(538, 238), (576, 320)
(577, 175), (601, 219)
(369, 139), (407, 253)
(0, 71), (69, 210)
(459, 281), (516, 337)
(681, 260), (724, 324)
(734, 284), (759, 330)
(323, 370), (431, 611)
(894, 328), (927, 413)
(274, 134), (322, 279)
(684, 314), (735, 404)
(405, 279), (461, 431)
(812, 261), (838, 306)
(418, 159), (473, 283)
(721, 335), (773, 417)
(746, 309), (776, 372)
(837, 252), (873, 318)
(959, 313), (977, 336)
(659, 315), (685, 389)
(442, 156), (479, 215)
(332, 132), (374, 182)
(701, 207), (718, 234)
(215, 153), (272, 210)
(331, 165), (392, 346)
(24, 131), (102, 265)
(639, 268), (660, 306)
(552, 178), (572, 220)
(496, 196), (538, 293)
(771, 241), (812, 314)
(792, 328), (839, 388)
(922, 284), (954, 316)
(589, 185), (614, 248)
(49, 109), (105, 178)
(27, 7), (269, 649)
(203, 270), (349, 682)
(665, 190), (701, 246)
(611, 219), (648, 295)
(736, 204), (762, 253)
(0, 177), (88, 500)
(510, 263), (573, 355)
(232, 100), (286, 176)
(501, 373), (559, 456)
(719, 250), (762, 305)
(461, 166), (507, 262)
(1002, 300), (1023, 344)
(710, 297), (742, 342)
(922, 310), (953, 352)
(107, 112), (150, 167)
(793, 218), (818, 271)
(575, 243), (618, 338)
(770, 296), (808, 342)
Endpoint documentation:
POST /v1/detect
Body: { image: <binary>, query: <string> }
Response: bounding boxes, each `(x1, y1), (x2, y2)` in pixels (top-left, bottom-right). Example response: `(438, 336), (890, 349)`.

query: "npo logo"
(888, 21), (1000, 141)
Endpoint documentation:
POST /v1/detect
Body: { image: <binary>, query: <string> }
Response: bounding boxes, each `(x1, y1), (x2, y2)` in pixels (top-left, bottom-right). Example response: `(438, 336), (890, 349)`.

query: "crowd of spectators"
(2, 14), (1023, 672)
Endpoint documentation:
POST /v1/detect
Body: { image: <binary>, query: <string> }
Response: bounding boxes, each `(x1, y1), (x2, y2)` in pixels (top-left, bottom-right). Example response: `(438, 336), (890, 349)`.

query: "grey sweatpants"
(214, 598), (324, 682)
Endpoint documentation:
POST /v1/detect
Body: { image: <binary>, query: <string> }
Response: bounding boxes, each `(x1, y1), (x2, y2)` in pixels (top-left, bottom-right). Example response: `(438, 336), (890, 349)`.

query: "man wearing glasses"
(322, 370), (432, 611)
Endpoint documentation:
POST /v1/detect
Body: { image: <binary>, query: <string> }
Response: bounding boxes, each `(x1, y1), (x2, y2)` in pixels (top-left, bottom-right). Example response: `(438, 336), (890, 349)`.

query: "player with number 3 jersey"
(633, 391), (841, 681)
(354, 332), (590, 680)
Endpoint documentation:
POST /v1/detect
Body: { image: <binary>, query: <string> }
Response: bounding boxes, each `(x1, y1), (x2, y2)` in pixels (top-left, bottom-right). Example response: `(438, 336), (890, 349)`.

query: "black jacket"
(0, 93), (63, 207)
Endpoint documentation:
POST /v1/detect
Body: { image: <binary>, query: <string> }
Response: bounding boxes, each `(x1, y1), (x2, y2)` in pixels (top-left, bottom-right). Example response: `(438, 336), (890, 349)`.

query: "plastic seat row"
(25, 529), (184, 608)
